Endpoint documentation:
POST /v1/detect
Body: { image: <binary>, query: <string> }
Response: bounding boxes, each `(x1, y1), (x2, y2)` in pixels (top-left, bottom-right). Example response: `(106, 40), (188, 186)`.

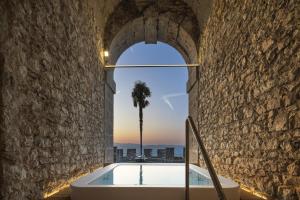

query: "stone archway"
(103, 0), (201, 65)
(0, 1), (298, 199)
(101, 0), (211, 164)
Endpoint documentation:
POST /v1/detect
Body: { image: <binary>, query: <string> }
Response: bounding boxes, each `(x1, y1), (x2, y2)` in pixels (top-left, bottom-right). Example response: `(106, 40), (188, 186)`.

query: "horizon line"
(114, 142), (185, 146)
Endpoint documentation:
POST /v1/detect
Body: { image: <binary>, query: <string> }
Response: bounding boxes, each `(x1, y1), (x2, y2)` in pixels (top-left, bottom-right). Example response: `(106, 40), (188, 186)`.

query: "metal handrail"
(185, 116), (227, 200)
(105, 64), (200, 68)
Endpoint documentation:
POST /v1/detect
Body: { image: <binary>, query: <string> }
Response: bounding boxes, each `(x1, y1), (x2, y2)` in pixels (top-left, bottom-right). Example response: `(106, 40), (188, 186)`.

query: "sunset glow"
(114, 42), (188, 145)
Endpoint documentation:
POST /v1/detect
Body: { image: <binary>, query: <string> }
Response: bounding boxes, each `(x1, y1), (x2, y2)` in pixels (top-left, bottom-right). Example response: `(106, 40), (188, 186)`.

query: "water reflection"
(89, 165), (212, 186)
(139, 165), (143, 185)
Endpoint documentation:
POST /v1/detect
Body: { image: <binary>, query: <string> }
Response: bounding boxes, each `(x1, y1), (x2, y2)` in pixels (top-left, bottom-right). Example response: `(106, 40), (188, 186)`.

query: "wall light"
(43, 172), (88, 198)
(43, 165), (103, 198)
(104, 50), (109, 57)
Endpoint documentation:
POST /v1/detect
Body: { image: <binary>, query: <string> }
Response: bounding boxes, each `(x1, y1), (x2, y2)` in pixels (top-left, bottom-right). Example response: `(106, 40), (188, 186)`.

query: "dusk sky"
(114, 42), (188, 145)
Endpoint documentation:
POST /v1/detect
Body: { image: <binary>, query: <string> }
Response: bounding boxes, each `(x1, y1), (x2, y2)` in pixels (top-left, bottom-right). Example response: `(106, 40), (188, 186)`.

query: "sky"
(113, 42), (188, 145)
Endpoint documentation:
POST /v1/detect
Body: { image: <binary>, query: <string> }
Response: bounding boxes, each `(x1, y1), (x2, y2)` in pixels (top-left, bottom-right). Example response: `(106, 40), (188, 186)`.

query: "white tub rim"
(71, 163), (239, 189)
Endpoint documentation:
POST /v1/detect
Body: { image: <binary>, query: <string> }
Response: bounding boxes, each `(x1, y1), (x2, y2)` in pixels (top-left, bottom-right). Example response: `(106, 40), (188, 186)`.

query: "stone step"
(45, 186), (265, 200)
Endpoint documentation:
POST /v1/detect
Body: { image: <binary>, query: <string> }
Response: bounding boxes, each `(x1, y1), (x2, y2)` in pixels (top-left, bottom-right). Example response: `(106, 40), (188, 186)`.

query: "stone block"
(287, 161), (300, 176)
(273, 111), (288, 131)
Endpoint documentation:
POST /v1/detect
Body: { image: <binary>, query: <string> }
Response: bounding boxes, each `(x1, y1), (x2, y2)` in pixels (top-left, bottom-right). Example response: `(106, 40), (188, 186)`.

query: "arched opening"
(102, 0), (201, 65)
(0, 1), (296, 199)
(102, 1), (202, 163)
(112, 42), (188, 162)
(106, 16), (198, 65)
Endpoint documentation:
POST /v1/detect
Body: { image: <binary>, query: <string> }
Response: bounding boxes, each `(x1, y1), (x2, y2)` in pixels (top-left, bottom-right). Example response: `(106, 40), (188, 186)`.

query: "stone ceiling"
(94, 0), (213, 64)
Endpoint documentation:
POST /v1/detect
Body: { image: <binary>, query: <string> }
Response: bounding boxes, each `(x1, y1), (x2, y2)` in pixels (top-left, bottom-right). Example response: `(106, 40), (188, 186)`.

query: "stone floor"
(45, 187), (265, 200)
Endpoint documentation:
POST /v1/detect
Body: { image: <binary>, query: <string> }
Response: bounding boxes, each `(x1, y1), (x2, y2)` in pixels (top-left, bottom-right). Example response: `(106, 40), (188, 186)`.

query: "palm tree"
(132, 81), (151, 160)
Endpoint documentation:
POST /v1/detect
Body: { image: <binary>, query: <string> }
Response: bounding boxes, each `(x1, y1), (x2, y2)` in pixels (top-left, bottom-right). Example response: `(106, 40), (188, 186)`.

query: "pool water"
(89, 165), (213, 186)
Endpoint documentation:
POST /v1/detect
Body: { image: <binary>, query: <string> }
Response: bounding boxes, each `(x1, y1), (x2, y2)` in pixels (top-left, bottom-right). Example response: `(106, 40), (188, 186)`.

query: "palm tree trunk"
(139, 105), (143, 157)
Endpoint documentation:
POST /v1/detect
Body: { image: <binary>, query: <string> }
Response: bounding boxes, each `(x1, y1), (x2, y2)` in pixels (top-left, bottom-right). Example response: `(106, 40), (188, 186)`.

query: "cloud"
(161, 93), (186, 111)
(116, 90), (121, 94)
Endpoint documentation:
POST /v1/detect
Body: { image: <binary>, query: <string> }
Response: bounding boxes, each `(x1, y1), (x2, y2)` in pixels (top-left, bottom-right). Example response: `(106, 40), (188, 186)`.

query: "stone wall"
(0, 0), (299, 199)
(191, 0), (299, 199)
(104, 0), (200, 65)
(0, 0), (106, 199)
(104, 70), (116, 164)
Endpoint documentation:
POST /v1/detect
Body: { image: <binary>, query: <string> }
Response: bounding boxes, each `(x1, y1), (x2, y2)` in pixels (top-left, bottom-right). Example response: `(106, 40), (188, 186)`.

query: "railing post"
(185, 119), (189, 200)
(187, 116), (227, 200)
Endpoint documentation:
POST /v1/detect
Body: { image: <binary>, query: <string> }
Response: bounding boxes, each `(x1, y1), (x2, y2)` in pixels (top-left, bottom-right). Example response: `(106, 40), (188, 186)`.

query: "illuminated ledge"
(240, 185), (269, 200)
(43, 173), (87, 199)
(44, 187), (71, 200)
(43, 169), (99, 199)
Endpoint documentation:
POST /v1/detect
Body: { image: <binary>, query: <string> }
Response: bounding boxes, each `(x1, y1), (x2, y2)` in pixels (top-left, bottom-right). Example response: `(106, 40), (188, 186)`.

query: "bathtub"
(71, 163), (240, 200)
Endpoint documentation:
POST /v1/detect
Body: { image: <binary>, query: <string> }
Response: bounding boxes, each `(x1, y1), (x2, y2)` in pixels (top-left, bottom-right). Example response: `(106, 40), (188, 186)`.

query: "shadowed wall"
(0, 1), (106, 198)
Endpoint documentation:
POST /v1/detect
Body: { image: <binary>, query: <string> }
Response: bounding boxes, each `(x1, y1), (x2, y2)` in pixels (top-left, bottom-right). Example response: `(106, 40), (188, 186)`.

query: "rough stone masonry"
(0, 1), (106, 199)
(0, 0), (299, 200)
(190, 0), (300, 199)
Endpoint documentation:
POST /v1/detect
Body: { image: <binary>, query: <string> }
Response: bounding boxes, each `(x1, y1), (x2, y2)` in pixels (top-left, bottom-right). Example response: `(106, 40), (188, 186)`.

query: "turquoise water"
(89, 165), (212, 186)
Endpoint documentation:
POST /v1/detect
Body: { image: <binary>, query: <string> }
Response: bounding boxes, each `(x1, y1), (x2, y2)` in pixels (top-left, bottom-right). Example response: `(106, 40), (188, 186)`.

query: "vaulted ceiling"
(92, 0), (213, 64)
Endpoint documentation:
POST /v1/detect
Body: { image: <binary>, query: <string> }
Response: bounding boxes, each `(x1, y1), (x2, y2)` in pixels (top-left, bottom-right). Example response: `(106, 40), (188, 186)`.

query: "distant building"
(116, 149), (123, 162)
(166, 147), (175, 162)
(127, 149), (136, 160)
(113, 147), (117, 162)
(144, 149), (152, 158)
(114, 145), (185, 163)
(113, 147), (124, 162)
(157, 149), (166, 162)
